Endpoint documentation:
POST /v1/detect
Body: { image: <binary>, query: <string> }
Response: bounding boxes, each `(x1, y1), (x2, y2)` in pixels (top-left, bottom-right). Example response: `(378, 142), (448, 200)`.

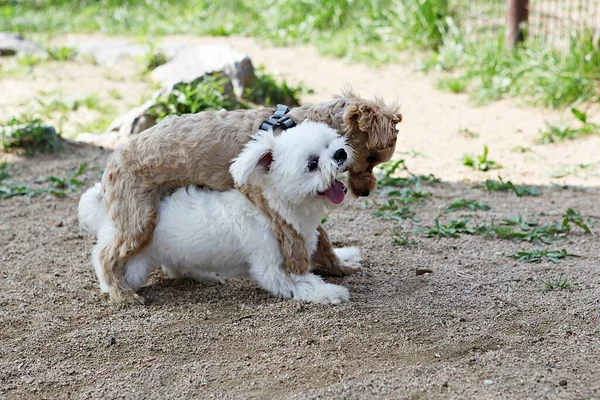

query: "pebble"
(416, 267), (433, 275)
(483, 379), (494, 385)
(559, 379), (567, 387)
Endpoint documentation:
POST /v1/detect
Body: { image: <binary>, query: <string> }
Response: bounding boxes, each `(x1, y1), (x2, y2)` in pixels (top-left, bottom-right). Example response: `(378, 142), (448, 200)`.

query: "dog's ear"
(230, 130), (276, 186)
(342, 102), (401, 150)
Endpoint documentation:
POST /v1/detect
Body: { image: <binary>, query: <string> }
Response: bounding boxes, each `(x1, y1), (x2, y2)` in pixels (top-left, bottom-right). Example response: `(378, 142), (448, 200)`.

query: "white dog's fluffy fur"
(79, 121), (361, 304)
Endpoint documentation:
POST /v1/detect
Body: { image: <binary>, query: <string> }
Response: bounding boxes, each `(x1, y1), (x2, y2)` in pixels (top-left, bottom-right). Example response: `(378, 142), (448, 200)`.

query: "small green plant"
(376, 160), (440, 188)
(1, 116), (61, 155)
(549, 162), (600, 179)
(508, 249), (576, 264)
(320, 216), (328, 224)
(445, 199), (490, 213)
(0, 162), (10, 182)
(0, 163), (87, 199)
(148, 74), (236, 121)
(544, 279), (575, 291)
(392, 231), (409, 246)
(538, 108), (600, 144)
(243, 66), (307, 107)
(512, 145), (530, 153)
(108, 89), (122, 100)
(46, 46), (76, 62)
(142, 41), (168, 72)
(458, 128), (479, 138)
(423, 218), (476, 238)
(476, 177), (540, 197)
(463, 145), (502, 171)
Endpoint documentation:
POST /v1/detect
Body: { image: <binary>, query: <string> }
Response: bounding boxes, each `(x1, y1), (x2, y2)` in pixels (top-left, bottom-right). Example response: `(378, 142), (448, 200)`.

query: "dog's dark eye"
(367, 153), (377, 163)
(308, 159), (319, 172)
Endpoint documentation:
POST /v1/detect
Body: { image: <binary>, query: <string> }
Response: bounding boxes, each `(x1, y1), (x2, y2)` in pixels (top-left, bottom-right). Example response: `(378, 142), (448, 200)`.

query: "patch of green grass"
(432, 30), (600, 108)
(0, 163), (87, 199)
(1, 115), (61, 155)
(75, 114), (114, 134)
(437, 76), (467, 93)
(420, 208), (593, 242)
(475, 177), (540, 197)
(148, 74), (237, 121)
(463, 145), (502, 171)
(544, 278), (575, 291)
(445, 198), (490, 213)
(1, 0), (449, 64)
(482, 208), (592, 244)
(243, 66), (308, 107)
(46, 45), (76, 62)
(538, 108), (600, 144)
(508, 249), (576, 264)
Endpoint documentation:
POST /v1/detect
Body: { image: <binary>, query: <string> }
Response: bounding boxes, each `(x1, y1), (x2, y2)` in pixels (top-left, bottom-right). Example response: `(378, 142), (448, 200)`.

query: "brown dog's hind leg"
(100, 172), (160, 304)
(311, 225), (361, 277)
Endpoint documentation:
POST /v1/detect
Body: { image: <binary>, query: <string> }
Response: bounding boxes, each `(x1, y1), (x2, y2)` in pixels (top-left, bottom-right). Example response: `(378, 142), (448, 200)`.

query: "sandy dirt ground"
(1, 35), (599, 399)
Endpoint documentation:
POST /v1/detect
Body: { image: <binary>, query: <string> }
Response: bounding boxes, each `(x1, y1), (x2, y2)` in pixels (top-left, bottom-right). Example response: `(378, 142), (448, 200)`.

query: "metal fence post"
(505, 0), (529, 49)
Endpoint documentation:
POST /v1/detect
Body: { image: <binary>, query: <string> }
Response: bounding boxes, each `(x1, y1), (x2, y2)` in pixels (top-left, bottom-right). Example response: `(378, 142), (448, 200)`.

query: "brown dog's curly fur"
(99, 89), (401, 303)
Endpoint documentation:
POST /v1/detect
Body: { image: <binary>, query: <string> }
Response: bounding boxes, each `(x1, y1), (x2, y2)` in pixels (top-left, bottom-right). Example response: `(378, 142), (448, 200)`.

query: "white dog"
(78, 121), (361, 304)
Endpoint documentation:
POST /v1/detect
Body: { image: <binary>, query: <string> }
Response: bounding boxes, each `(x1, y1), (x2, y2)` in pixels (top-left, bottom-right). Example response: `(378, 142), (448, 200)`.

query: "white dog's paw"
(334, 247), (362, 265)
(291, 274), (350, 305)
(311, 283), (350, 305)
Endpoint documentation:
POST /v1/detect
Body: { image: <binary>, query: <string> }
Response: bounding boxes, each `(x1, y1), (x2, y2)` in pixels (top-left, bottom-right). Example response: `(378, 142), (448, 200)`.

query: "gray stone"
(151, 45), (256, 97)
(75, 40), (186, 66)
(0, 33), (40, 56)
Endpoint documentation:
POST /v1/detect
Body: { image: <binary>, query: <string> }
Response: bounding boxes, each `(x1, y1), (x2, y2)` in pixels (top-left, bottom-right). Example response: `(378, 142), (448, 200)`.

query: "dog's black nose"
(359, 190), (370, 197)
(333, 148), (347, 164)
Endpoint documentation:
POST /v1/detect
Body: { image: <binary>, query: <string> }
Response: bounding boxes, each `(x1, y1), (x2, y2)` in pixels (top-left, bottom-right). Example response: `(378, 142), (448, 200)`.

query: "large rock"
(151, 45), (256, 97)
(84, 45), (250, 145)
(0, 33), (40, 56)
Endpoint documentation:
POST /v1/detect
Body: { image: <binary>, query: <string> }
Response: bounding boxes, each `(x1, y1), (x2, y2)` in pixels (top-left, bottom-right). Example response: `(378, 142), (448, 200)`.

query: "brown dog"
(99, 89), (401, 303)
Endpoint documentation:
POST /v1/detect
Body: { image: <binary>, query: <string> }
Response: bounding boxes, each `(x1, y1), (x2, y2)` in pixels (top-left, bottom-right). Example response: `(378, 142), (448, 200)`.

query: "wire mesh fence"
(451, 0), (600, 47)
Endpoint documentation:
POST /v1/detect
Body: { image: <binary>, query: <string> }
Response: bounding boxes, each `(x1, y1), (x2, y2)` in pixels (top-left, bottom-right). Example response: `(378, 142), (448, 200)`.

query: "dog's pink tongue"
(323, 181), (346, 204)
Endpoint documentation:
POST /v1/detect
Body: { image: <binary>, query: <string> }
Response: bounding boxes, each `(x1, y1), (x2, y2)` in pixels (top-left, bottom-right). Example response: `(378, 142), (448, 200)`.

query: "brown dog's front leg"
(311, 225), (361, 277)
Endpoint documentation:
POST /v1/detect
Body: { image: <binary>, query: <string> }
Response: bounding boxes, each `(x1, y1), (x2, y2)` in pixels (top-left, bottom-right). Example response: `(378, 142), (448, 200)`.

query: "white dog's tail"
(78, 183), (106, 234)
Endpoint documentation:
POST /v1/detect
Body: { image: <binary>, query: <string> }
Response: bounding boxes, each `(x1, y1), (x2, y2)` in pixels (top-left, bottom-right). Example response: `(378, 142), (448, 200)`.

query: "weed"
(0, 162), (9, 182)
(463, 145), (502, 171)
(376, 160), (440, 188)
(445, 198), (490, 213)
(538, 108), (600, 144)
(392, 231), (409, 246)
(508, 249), (576, 264)
(434, 30), (600, 108)
(549, 162), (600, 179)
(46, 46), (76, 62)
(476, 177), (540, 197)
(243, 66), (307, 107)
(511, 145), (530, 153)
(148, 74), (236, 121)
(0, 163), (87, 199)
(544, 279), (575, 291)
(423, 218), (476, 238)
(458, 128), (479, 138)
(482, 208), (592, 244)
(321, 216), (328, 225)
(1, 115), (61, 155)
(108, 89), (122, 100)
(141, 40), (168, 72)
